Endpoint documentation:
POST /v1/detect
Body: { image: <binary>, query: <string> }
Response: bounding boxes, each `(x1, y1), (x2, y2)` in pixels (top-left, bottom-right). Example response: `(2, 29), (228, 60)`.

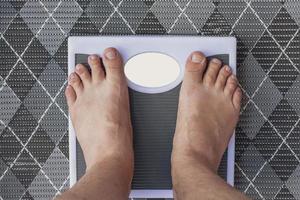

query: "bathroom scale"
(68, 35), (236, 198)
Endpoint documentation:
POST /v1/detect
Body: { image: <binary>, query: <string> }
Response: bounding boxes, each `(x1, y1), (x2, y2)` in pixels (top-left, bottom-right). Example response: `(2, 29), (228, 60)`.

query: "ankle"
(85, 148), (134, 171)
(172, 142), (222, 173)
(171, 150), (217, 174)
(171, 154), (217, 198)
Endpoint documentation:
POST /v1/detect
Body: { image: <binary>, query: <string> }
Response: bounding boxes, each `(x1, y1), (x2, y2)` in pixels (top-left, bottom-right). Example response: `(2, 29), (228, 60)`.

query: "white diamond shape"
(52, 0), (83, 35)
(20, 1), (48, 35)
(0, 84), (21, 126)
(37, 18), (66, 55)
(151, 0), (181, 31)
(42, 148), (69, 189)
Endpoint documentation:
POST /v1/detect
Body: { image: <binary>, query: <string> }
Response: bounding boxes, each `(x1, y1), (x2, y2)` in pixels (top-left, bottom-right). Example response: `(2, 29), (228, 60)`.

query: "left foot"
(172, 52), (242, 171)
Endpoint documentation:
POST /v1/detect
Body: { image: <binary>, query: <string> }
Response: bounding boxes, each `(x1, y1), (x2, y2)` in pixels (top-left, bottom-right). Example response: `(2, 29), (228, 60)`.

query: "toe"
(215, 65), (232, 90)
(232, 87), (242, 111)
(203, 58), (222, 86)
(102, 47), (124, 82)
(65, 85), (76, 107)
(224, 75), (238, 97)
(68, 72), (83, 94)
(75, 64), (91, 86)
(88, 54), (105, 82)
(183, 51), (207, 84)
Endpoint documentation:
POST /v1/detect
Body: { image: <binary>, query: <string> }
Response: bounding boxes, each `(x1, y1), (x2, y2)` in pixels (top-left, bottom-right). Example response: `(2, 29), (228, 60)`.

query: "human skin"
(57, 48), (249, 200)
(171, 52), (249, 200)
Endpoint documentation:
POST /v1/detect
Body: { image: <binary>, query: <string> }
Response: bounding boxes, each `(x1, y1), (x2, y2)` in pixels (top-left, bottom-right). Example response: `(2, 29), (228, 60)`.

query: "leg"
(57, 48), (133, 200)
(171, 52), (249, 200)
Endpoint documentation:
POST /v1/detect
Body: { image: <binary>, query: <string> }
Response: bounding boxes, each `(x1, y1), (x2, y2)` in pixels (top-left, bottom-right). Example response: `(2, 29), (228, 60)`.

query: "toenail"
(230, 75), (237, 81)
(105, 50), (116, 60)
(70, 73), (76, 81)
(89, 55), (98, 61)
(191, 53), (204, 63)
(211, 58), (221, 64)
(76, 64), (83, 72)
(225, 65), (231, 73)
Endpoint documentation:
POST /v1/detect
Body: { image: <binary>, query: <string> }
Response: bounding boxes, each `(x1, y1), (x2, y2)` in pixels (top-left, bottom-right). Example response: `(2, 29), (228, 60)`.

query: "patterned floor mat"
(0, 0), (299, 199)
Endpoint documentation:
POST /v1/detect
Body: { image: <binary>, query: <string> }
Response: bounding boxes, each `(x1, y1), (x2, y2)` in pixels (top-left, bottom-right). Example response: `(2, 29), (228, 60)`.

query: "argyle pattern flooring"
(0, 0), (300, 199)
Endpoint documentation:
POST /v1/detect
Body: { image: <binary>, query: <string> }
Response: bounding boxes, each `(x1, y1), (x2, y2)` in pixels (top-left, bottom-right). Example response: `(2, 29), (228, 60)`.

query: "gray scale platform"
(75, 53), (230, 189)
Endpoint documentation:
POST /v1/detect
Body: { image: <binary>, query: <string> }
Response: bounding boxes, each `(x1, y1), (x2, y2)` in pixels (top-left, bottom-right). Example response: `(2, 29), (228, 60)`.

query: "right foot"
(65, 48), (133, 172)
(172, 52), (242, 172)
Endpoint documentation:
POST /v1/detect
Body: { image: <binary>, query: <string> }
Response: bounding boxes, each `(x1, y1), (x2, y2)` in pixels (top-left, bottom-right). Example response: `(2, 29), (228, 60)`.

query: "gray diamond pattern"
(0, 1), (300, 200)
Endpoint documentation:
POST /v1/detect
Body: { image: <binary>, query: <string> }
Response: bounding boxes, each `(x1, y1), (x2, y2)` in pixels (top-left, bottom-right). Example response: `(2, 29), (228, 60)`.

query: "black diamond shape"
(135, 11), (166, 34)
(20, 191), (34, 200)
(236, 35), (249, 68)
(235, 126), (252, 160)
(0, 127), (23, 166)
(269, 143), (299, 181)
(22, 38), (52, 79)
(38, 59), (67, 97)
(0, 157), (8, 175)
(40, 104), (68, 144)
(286, 123), (300, 159)
(252, 30), (282, 72)
(0, 167), (26, 199)
(8, 104), (38, 144)
(143, 0), (155, 7)
(6, 61), (36, 101)
(53, 39), (68, 74)
(234, 166), (251, 193)
(76, 0), (91, 10)
(69, 12), (100, 36)
(58, 131), (68, 158)
(11, 150), (40, 189)
(269, 54), (300, 95)
(0, 38), (18, 79)
(274, 184), (296, 200)
(269, 99), (299, 138)
(56, 85), (68, 115)
(201, 8), (232, 36)
(285, 31), (299, 71)
(85, 0), (115, 30)
(245, 185), (262, 200)
(212, 1), (220, 6)
(26, 126), (55, 166)
(3, 14), (34, 55)
(254, 121), (282, 161)
(9, 0), (27, 11)
(268, 7), (298, 49)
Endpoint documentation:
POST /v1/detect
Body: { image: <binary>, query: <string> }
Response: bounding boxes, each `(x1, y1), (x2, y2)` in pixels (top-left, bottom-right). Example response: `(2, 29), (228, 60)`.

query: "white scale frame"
(68, 35), (237, 198)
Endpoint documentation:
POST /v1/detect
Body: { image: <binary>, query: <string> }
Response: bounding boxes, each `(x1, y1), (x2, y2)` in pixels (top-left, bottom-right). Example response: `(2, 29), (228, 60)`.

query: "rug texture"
(0, 0), (300, 199)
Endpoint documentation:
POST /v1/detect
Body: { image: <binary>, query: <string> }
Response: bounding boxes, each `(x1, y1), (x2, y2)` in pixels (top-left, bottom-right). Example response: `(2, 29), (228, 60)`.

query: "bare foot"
(172, 51), (242, 172)
(65, 48), (133, 172)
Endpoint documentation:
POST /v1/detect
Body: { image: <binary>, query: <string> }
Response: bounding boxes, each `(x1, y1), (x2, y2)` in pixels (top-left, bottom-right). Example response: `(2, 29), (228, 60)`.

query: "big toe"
(102, 47), (125, 82)
(183, 51), (207, 84)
